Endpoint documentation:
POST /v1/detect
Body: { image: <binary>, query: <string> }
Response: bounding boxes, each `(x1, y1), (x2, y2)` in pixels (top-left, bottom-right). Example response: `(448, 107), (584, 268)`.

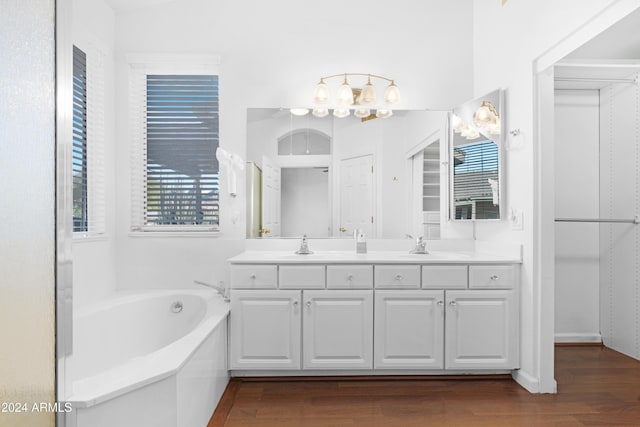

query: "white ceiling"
(104, 0), (178, 13)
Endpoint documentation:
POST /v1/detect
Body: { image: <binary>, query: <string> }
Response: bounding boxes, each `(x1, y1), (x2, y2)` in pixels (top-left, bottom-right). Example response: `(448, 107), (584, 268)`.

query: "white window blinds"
(130, 66), (220, 231)
(73, 43), (106, 236)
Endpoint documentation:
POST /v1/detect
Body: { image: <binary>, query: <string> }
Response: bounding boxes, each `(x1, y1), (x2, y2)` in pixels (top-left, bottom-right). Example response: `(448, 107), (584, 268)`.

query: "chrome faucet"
(409, 236), (428, 254)
(295, 234), (314, 255)
(194, 280), (230, 302)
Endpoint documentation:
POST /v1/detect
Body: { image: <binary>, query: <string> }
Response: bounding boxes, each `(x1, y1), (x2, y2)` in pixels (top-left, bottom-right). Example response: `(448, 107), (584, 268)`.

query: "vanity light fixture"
(290, 107), (310, 116)
(312, 72), (400, 118)
(312, 108), (329, 118)
(473, 101), (501, 135)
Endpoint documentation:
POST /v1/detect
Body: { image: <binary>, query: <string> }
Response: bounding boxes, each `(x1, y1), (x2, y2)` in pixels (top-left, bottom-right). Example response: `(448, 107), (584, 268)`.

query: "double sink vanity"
(227, 248), (521, 376)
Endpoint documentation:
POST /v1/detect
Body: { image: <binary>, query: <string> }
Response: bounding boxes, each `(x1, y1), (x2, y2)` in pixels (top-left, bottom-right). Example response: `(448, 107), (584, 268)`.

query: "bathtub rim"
(66, 289), (229, 409)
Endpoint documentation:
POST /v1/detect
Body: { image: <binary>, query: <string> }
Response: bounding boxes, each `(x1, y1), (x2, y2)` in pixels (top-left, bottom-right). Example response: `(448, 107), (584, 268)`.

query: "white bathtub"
(66, 289), (229, 427)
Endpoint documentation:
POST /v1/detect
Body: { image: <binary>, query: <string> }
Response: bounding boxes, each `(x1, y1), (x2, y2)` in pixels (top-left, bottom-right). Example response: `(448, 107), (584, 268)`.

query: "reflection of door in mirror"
(281, 167), (330, 237)
(339, 155), (374, 238)
(261, 156), (281, 237)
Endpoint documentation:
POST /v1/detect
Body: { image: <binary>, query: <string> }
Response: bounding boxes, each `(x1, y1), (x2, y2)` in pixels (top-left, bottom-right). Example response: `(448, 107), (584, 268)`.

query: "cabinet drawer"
(279, 265), (325, 289)
(422, 265), (467, 289)
(469, 265), (517, 289)
(374, 265), (420, 289)
(327, 265), (373, 289)
(230, 265), (277, 289)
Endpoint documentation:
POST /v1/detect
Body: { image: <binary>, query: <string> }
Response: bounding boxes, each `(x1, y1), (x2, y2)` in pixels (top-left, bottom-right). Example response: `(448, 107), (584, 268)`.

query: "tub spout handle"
(194, 280), (230, 302)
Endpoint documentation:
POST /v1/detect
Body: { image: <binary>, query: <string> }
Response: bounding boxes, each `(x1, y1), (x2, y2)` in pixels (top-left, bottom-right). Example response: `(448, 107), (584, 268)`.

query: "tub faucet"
(295, 234), (314, 255)
(194, 280), (229, 302)
(409, 236), (428, 254)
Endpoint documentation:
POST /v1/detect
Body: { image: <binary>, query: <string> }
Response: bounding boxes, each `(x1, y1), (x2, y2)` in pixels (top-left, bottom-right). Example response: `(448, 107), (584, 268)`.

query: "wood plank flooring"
(208, 345), (640, 426)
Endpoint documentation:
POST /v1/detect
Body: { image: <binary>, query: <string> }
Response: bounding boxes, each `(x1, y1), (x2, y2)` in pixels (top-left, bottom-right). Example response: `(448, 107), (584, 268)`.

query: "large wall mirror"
(246, 108), (447, 238)
(449, 89), (503, 221)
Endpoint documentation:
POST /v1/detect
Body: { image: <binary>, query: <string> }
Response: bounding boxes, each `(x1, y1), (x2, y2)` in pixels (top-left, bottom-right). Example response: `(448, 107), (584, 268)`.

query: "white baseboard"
(512, 369), (539, 393)
(554, 333), (602, 343)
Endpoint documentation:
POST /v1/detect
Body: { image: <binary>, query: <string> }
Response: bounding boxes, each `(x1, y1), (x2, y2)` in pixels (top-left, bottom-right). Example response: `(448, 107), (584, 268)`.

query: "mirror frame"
(449, 89), (504, 221)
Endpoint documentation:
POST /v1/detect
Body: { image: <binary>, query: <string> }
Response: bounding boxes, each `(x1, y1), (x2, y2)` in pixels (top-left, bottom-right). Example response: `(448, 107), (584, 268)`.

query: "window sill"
(128, 231), (221, 238)
(72, 234), (108, 243)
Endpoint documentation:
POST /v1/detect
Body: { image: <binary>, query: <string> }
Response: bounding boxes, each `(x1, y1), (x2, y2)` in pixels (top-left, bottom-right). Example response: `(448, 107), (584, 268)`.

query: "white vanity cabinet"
(230, 289), (301, 369)
(303, 290), (373, 369)
(374, 290), (444, 369)
(445, 289), (518, 369)
(228, 257), (520, 375)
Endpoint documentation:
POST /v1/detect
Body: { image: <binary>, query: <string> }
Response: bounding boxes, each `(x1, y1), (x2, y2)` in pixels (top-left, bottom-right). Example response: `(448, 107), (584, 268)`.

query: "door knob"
(339, 227), (346, 233)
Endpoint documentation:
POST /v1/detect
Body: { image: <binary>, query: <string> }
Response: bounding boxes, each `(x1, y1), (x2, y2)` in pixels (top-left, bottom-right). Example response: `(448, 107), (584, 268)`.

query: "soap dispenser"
(355, 228), (367, 254)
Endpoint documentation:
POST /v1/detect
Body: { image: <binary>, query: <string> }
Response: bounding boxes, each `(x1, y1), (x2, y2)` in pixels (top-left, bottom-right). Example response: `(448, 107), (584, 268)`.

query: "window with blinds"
(72, 44), (106, 237)
(453, 140), (499, 220)
(131, 72), (219, 231)
(72, 46), (88, 232)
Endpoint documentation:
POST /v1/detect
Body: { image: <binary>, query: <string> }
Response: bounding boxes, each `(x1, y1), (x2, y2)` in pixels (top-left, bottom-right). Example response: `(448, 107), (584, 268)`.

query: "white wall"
(554, 90), (600, 342)
(113, 0), (474, 290)
(0, 1), (56, 424)
(600, 78), (640, 360)
(472, 0), (639, 392)
(71, 0), (118, 307)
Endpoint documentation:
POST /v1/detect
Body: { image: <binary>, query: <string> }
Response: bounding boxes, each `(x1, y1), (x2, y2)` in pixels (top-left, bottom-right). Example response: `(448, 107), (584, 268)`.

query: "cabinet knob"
(250, 274), (256, 280)
(306, 301), (312, 308)
(293, 300), (299, 306)
(437, 300), (444, 306)
(449, 300), (457, 306)
(490, 275), (499, 281)
(395, 274), (403, 281)
(347, 274), (354, 281)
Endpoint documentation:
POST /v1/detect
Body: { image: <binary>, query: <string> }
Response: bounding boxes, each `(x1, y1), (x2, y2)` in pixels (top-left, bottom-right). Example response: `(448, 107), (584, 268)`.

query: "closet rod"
(555, 216), (640, 225)
(554, 77), (638, 84)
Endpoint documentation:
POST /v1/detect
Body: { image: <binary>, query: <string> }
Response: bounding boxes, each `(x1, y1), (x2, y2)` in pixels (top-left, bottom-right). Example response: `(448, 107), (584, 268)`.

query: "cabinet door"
(230, 290), (301, 369)
(303, 290), (373, 369)
(374, 290), (444, 369)
(445, 290), (518, 370)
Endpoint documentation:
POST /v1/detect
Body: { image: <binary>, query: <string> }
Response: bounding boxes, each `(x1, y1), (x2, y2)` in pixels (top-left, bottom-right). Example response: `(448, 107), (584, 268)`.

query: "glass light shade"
(360, 82), (376, 105)
(383, 81), (400, 105)
(336, 83), (354, 106)
(462, 126), (480, 139)
(290, 107), (309, 116)
(376, 109), (393, 119)
(487, 118), (501, 135)
(312, 108), (329, 118)
(473, 101), (498, 127)
(354, 108), (371, 118)
(333, 108), (350, 118)
(313, 80), (329, 104)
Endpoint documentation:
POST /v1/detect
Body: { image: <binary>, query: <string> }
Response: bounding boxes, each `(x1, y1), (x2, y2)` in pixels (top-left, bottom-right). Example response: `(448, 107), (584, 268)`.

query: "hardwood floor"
(208, 345), (640, 426)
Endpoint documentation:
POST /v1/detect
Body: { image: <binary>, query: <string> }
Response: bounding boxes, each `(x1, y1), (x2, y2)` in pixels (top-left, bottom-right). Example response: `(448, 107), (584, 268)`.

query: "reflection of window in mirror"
(453, 140), (499, 220)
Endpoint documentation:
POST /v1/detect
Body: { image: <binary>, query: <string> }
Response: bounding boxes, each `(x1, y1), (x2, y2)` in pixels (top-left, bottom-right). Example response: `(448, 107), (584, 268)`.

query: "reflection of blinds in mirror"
(453, 140), (499, 220)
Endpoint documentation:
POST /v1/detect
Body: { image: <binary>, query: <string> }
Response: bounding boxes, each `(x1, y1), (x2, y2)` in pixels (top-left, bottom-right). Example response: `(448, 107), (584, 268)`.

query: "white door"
(339, 155), (374, 237)
(374, 290), (444, 369)
(302, 290), (373, 369)
(261, 156), (281, 237)
(230, 290), (301, 369)
(445, 290), (518, 370)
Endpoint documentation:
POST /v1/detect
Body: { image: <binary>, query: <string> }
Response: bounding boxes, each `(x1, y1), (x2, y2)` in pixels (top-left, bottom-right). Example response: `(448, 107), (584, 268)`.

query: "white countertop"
(228, 250), (522, 265)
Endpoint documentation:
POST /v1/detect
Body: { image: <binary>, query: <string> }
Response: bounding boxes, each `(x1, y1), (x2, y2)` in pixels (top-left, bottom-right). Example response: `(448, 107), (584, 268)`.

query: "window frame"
(128, 54), (221, 234)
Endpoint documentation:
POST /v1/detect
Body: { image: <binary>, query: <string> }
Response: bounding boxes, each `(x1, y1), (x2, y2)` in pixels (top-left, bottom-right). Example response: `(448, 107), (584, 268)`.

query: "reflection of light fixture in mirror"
(354, 108), (370, 118)
(312, 108), (329, 118)
(376, 109), (393, 119)
(460, 123), (480, 139)
(312, 72), (400, 118)
(333, 108), (350, 118)
(290, 107), (309, 116)
(473, 101), (500, 134)
(451, 114), (463, 133)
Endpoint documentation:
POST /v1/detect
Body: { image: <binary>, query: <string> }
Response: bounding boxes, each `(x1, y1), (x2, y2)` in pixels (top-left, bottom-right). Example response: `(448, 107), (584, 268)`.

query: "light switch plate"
(510, 209), (524, 230)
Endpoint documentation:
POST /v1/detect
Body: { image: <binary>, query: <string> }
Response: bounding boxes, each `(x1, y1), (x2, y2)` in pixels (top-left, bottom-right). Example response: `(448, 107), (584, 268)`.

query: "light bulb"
(336, 79), (354, 106)
(313, 79), (329, 104)
(383, 81), (400, 105)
